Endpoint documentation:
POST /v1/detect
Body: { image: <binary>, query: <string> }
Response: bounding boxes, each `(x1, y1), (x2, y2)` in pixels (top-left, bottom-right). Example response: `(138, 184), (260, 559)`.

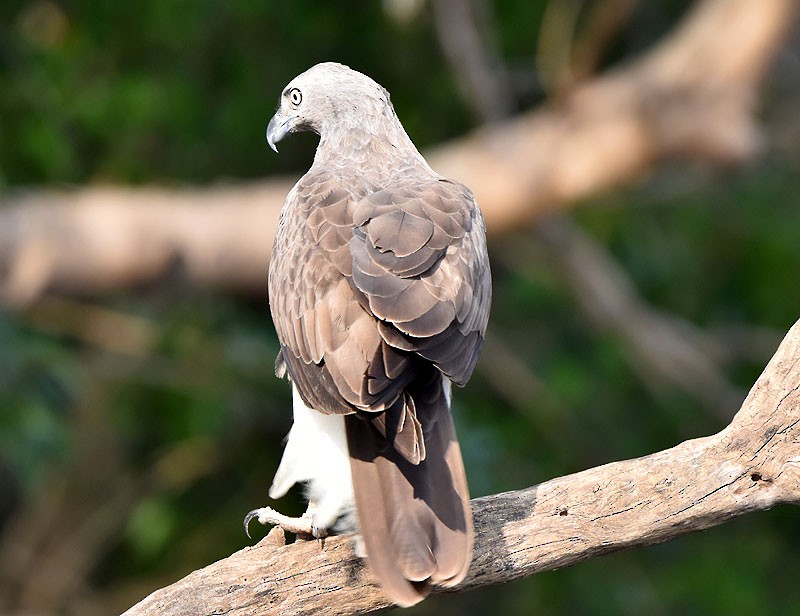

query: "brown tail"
(345, 378), (473, 607)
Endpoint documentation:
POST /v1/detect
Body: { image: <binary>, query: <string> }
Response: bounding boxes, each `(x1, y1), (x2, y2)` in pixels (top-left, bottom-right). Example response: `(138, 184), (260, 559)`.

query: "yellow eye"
(288, 88), (302, 106)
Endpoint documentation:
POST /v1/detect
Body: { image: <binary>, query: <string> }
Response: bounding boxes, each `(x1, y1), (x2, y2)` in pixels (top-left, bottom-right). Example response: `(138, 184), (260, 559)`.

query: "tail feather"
(345, 377), (472, 607)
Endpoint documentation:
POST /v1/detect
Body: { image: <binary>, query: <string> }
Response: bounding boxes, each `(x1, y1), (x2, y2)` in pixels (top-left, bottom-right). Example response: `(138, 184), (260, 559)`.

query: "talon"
(243, 509), (261, 539)
(311, 524), (328, 540)
(353, 535), (366, 558)
(312, 523), (327, 548)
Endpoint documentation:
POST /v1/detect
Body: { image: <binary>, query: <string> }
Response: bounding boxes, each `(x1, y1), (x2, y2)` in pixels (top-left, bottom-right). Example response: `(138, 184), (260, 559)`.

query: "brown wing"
(270, 172), (412, 417)
(349, 176), (491, 386)
(269, 171), (490, 460)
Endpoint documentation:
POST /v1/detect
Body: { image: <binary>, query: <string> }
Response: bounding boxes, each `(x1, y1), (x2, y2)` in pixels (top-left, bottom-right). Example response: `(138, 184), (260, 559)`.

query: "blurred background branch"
(0, 0), (793, 303)
(431, 0), (750, 424)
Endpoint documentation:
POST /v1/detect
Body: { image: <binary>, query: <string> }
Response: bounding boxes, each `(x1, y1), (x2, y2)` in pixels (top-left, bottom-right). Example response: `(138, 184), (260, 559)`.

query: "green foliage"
(0, 315), (75, 485)
(0, 0), (470, 186)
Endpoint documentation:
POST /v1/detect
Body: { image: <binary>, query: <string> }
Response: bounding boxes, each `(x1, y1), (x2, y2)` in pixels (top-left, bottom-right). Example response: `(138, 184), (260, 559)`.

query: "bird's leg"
(243, 500), (334, 541)
(307, 498), (338, 540)
(243, 506), (314, 539)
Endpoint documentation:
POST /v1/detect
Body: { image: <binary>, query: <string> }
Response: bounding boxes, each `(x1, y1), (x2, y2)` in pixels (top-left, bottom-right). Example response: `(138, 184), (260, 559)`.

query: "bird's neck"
(313, 116), (430, 174)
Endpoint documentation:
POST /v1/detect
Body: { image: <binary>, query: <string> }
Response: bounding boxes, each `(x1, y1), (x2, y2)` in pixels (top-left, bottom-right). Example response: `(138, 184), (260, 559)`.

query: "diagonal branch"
(531, 218), (746, 420)
(123, 317), (800, 615)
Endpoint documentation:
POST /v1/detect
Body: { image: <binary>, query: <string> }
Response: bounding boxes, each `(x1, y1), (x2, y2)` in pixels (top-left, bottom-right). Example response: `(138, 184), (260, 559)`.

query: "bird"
(245, 62), (491, 607)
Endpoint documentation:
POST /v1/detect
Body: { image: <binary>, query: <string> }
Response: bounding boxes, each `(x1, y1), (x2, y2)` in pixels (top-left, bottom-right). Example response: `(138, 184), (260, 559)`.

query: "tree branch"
(1, 0), (795, 304)
(122, 317), (800, 615)
(531, 218), (746, 420)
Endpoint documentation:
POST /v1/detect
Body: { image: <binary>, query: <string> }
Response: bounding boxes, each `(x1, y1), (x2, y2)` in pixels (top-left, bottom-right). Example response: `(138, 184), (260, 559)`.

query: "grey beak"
(266, 113), (292, 153)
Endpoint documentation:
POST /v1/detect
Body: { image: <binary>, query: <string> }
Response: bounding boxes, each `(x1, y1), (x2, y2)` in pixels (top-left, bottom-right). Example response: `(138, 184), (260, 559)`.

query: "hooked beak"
(266, 112), (294, 153)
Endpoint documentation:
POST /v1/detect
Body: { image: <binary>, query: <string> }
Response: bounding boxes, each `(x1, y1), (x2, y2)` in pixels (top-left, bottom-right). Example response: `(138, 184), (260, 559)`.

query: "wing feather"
(351, 178), (490, 385)
(269, 170), (490, 451)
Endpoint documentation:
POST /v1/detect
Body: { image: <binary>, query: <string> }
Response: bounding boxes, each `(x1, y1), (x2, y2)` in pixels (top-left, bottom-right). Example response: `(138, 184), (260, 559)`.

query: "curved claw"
(241, 506), (314, 538)
(243, 508), (261, 539)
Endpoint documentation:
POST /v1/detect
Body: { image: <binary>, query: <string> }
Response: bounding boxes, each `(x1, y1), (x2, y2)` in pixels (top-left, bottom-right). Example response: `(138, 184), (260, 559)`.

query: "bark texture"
(123, 318), (800, 616)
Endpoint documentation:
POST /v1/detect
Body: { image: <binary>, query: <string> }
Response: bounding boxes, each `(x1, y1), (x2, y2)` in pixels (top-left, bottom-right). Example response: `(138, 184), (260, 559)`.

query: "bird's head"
(266, 62), (393, 153)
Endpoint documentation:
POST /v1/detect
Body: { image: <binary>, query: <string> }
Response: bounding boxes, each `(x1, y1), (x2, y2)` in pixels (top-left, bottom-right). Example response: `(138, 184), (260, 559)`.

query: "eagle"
(245, 62), (491, 607)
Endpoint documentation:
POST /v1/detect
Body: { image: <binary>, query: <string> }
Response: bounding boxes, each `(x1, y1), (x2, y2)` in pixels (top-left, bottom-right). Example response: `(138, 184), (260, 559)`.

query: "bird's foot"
(310, 521), (328, 542)
(243, 506), (315, 539)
